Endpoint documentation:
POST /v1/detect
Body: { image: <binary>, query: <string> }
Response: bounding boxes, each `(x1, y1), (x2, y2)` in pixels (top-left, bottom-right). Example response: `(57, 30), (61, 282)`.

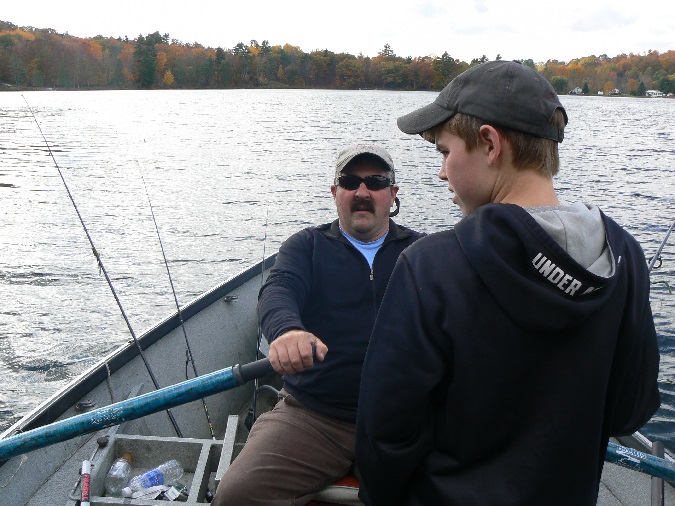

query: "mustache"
(351, 199), (376, 213)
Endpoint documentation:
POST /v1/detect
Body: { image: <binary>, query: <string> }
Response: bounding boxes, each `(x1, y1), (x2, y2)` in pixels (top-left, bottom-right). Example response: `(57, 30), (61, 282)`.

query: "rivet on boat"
(75, 400), (96, 412)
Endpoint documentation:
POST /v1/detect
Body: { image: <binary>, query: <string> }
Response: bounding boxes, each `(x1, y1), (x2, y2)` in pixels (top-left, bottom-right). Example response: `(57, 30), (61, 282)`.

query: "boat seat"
(309, 474), (363, 506)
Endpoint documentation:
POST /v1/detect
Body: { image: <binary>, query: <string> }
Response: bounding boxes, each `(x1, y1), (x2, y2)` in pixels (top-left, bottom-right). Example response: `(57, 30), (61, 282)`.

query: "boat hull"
(0, 256), (275, 505)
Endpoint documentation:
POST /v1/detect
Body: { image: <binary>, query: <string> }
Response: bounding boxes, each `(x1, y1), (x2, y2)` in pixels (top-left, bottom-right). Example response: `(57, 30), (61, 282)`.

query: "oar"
(606, 441), (675, 482)
(5, 360), (674, 484)
(0, 358), (273, 461)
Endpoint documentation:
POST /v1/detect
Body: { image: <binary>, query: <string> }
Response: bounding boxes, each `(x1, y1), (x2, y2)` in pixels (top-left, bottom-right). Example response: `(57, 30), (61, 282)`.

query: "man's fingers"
(270, 331), (329, 375)
(269, 342), (291, 375)
(313, 339), (328, 361)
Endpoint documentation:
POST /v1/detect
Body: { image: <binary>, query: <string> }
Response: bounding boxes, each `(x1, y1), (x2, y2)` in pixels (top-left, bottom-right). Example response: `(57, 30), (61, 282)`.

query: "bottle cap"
(120, 453), (133, 462)
(121, 487), (133, 498)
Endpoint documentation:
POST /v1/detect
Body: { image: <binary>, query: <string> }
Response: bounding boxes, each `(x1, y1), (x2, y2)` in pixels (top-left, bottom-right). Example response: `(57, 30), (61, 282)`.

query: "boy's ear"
(479, 125), (503, 167)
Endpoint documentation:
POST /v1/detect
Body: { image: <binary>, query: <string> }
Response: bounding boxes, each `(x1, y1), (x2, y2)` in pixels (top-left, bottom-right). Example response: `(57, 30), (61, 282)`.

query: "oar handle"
(234, 357), (274, 384)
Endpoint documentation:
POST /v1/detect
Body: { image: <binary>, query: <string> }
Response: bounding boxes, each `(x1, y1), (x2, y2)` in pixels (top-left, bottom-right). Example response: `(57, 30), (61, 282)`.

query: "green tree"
(219, 59), (234, 87)
(336, 58), (363, 88)
(56, 65), (73, 88)
(133, 34), (158, 88)
(380, 60), (408, 88)
(432, 52), (460, 88)
(0, 34), (16, 49)
(658, 76), (673, 94)
(550, 76), (569, 94)
(232, 42), (249, 55)
(196, 55), (215, 87)
(637, 81), (646, 96)
(111, 58), (125, 87)
(10, 53), (27, 86)
(582, 82), (590, 94)
(379, 44), (395, 58)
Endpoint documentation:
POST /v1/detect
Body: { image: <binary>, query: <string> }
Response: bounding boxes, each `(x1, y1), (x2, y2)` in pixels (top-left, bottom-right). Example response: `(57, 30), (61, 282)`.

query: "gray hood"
(528, 202), (614, 278)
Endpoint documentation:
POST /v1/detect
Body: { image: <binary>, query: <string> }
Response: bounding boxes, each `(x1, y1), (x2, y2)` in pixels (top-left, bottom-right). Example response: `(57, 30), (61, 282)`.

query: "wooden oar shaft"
(0, 358), (272, 461)
(606, 441), (675, 482)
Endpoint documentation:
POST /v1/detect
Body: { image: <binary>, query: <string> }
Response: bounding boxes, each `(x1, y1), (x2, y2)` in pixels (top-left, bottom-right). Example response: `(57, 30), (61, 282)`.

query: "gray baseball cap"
(334, 143), (396, 183)
(397, 60), (567, 142)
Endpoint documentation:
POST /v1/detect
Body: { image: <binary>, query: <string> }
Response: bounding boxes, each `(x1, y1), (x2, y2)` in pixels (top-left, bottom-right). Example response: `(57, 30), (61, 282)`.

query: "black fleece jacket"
(258, 219), (424, 423)
(356, 204), (660, 506)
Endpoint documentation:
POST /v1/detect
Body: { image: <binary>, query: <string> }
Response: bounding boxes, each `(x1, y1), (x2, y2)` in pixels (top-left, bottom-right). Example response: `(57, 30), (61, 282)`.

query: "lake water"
(1, 89), (674, 450)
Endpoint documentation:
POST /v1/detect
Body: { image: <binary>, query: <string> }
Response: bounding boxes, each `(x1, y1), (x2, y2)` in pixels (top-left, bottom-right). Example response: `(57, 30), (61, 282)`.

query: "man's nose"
(354, 182), (370, 197)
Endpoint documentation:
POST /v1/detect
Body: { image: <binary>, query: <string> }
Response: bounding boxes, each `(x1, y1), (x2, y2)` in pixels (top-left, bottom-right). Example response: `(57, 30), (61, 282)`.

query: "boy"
(355, 61), (660, 505)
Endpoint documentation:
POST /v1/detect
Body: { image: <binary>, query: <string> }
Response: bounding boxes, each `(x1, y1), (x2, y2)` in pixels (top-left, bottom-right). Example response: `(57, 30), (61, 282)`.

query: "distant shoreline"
(2, 84), (673, 98)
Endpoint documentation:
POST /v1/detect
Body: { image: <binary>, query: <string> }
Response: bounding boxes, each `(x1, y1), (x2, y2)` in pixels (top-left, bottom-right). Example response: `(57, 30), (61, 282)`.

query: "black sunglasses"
(337, 174), (391, 191)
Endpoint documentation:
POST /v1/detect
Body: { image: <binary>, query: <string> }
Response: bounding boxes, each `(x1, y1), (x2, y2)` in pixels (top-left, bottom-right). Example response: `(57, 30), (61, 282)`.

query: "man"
(213, 143), (424, 505)
(355, 61), (660, 505)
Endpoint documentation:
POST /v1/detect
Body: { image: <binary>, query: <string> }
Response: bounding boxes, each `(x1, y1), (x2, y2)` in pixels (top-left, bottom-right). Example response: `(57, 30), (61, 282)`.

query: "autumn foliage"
(0, 21), (673, 95)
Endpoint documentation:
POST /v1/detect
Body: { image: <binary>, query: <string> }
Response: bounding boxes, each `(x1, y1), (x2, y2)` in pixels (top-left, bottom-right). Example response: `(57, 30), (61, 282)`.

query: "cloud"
(571, 8), (636, 32)
(416, 2), (445, 17)
(473, 0), (489, 13)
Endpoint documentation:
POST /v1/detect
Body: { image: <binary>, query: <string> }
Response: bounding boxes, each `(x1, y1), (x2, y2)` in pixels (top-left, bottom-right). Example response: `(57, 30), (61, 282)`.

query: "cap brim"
(397, 102), (454, 135)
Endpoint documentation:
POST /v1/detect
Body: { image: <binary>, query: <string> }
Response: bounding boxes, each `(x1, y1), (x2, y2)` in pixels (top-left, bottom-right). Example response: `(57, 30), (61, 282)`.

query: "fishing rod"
(0, 358), (273, 461)
(138, 165), (216, 439)
(22, 96), (183, 438)
(648, 218), (675, 273)
(249, 207), (271, 428)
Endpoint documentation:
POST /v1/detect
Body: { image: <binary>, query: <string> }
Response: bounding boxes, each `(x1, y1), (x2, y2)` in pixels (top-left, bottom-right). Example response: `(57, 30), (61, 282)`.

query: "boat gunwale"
(0, 254), (276, 446)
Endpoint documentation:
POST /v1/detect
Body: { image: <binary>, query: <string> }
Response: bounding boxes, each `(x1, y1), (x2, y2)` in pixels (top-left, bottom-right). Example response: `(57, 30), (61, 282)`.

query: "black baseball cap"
(397, 60), (568, 142)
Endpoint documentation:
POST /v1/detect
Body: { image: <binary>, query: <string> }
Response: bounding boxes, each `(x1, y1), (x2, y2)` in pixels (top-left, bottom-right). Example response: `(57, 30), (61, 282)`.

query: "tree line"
(1, 20), (673, 95)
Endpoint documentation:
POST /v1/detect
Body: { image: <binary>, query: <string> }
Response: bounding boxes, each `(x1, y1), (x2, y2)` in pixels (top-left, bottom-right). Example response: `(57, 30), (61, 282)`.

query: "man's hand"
(269, 330), (328, 375)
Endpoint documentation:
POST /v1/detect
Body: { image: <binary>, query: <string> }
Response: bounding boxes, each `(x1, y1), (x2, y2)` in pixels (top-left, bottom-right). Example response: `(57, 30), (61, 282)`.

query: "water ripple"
(0, 89), (673, 450)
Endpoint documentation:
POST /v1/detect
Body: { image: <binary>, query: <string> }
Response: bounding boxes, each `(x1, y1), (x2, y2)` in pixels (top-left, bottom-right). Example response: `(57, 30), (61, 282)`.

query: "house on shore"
(646, 90), (664, 98)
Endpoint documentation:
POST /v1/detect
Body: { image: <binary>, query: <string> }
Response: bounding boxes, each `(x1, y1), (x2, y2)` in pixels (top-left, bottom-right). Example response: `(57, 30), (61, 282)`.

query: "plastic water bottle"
(121, 459), (184, 497)
(104, 453), (133, 496)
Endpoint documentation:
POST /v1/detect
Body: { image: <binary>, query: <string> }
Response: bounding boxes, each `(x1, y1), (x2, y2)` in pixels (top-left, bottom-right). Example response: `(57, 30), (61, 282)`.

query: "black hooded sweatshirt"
(356, 203), (660, 506)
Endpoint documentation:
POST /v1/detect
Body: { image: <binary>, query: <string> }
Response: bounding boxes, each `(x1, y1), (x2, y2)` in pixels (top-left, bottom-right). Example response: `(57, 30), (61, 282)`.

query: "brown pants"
(212, 390), (356, 506)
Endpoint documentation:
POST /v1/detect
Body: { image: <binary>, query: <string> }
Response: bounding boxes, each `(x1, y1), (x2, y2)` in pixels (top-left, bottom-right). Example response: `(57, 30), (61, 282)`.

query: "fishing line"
(22, 95), (183, 438)
(648, 218), (675, 273)
(137, 163), (216, 440)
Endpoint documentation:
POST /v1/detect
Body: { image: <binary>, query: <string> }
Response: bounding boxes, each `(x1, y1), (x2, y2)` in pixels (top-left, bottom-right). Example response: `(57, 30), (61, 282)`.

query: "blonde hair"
(423, 110), (566, 178)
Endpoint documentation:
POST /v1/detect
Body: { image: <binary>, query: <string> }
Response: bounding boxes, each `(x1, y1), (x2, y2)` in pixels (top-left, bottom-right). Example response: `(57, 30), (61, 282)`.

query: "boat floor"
(599, 459), (675, 505)
(17, 410), (675, 506)
(7, 378), (674, 506)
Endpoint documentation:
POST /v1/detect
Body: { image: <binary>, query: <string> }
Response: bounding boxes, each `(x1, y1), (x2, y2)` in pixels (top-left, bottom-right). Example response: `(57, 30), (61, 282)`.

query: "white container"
(121, 459), (184, 497)
(104, 454), (133, 497)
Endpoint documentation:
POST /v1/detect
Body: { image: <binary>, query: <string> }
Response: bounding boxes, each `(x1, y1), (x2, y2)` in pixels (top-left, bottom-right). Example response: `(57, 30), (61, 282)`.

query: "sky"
(2, 0), (673, 64)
